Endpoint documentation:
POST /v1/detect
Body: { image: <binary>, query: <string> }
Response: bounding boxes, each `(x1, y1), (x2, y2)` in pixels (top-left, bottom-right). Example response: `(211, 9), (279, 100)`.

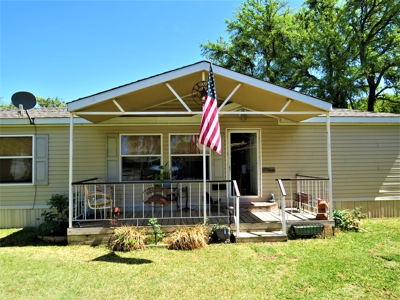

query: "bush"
(333, 206), (367, 232)
(36, 194), (69, 236)
(147, 218), (165, 244)
(109, 226), (146, 251)
(167, 224), (210, 250)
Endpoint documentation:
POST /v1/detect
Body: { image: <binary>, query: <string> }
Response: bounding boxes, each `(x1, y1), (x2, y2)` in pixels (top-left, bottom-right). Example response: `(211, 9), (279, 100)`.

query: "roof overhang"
(67, 61), (332, 123)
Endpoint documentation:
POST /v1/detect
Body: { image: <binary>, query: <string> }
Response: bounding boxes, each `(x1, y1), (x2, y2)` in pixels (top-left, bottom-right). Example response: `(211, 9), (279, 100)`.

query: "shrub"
(167, 224), (210, 250)
(147, 218), (165, 244)
(36, 194), (69, 236)
(333, 206), (367, 232)
(109, 226), (146, 251)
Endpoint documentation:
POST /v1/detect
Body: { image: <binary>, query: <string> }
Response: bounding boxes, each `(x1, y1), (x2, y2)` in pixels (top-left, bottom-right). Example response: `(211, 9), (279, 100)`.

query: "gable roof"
(67, 61), (332, 123)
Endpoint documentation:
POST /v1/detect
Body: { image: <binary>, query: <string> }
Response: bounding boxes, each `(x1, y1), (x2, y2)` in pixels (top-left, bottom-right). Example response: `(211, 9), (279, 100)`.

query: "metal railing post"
(236, 195), (240, 237)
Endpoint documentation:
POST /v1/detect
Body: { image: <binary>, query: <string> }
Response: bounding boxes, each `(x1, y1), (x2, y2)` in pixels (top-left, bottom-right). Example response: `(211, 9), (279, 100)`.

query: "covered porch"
(66, 61), (334, 244)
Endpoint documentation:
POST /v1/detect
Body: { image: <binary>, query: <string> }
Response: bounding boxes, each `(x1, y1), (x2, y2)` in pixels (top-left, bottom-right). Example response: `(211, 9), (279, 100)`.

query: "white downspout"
(68, 114), (74, 229)
(326, 113), (333, 219)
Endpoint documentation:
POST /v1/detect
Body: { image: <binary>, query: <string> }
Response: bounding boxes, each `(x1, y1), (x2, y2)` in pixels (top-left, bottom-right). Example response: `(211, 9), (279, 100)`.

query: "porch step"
(232, 222), (282, 233)
(241, 202), (278, 212)
(234, 231), (288, 243)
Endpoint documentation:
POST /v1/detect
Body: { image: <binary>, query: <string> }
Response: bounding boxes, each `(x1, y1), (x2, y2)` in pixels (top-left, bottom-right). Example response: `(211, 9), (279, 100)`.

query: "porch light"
(239, 110), (247, 121)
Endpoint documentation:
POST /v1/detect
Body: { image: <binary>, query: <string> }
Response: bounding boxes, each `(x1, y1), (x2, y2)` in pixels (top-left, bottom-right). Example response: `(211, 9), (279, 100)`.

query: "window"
(0, 136), (33, 184)
(170, 134), (209, 180)
(121, 135), (161, 181)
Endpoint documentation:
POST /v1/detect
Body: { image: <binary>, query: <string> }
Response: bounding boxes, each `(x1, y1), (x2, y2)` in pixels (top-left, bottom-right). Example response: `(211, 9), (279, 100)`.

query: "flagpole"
(203, 144), (206, 224)
(199, 62), (221, 225)
(202, 71), (207, 225)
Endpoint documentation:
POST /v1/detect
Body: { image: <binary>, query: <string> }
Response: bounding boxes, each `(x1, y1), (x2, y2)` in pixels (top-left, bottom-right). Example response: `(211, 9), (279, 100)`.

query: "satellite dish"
(11, 91), (37, 110)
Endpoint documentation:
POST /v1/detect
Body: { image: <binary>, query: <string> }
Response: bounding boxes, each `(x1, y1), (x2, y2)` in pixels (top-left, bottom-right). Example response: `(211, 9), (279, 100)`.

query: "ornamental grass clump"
(333, 206), (367, 232)
(109, 225), (146, 251)
(167, 224), (210, 250)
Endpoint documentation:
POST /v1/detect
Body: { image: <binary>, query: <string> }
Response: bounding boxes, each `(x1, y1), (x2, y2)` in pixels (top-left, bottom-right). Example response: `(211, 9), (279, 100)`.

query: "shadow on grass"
(377, 254), (400, 262)
(93, 251), (153, 265)
(0, 228), (67, 247)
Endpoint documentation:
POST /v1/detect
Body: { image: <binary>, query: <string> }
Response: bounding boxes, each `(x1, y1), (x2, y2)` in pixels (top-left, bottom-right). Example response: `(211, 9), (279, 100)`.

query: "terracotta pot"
(316, 200), (328, 220)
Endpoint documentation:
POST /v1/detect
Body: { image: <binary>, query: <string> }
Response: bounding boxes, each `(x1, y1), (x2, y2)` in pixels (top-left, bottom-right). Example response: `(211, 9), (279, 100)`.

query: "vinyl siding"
(330, 125), (400, 202)
(1, 116), (399, 228)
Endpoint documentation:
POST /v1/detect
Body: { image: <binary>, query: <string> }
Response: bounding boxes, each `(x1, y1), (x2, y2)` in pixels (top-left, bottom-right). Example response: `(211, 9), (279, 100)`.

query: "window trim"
(169, 133), (211, 180)
(0, 134), (35, 185)
(119, 134), (163, 181)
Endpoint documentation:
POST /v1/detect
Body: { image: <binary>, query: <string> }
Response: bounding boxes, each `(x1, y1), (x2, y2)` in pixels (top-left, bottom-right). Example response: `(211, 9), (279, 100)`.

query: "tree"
(200, 0), (400, 112)
(0, 97), (66, 108)
(0, 97), (13, 108)
(36, 97), (66, 108)
(344, 0), (400, 111)
(298, 0), (361, 108)
(201, 0), (306, 89)
(351, 94), (400, 113)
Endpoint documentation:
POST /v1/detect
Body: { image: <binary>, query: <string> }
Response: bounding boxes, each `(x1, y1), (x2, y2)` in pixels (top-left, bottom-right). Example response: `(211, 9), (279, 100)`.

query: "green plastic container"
(291, 223), (324, 237)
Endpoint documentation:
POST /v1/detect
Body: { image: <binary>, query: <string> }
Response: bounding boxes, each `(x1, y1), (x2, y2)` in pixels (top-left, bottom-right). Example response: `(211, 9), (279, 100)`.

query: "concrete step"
(234, 231), (288, 243)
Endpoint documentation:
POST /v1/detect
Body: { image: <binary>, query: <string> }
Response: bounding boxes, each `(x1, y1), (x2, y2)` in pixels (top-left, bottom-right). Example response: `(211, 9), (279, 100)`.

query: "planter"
(214, 228), (231, 242)
(316, 199), (328, 220)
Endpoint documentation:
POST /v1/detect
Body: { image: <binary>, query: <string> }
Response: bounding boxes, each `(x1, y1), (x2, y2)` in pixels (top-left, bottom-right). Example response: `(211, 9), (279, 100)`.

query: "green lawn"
(1, 218), (399, 299)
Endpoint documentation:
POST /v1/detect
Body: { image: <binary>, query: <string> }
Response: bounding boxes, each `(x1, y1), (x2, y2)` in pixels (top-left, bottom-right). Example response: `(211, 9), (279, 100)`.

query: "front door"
(228, 130), (260, 196)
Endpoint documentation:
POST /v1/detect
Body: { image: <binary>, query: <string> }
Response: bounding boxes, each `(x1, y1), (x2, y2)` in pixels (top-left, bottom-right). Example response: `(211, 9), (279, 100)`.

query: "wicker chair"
(83, 184), (113, 219)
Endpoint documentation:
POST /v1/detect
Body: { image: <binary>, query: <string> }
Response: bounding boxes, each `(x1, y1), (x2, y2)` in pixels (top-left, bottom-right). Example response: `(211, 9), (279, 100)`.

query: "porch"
(68, 175), (334, 245)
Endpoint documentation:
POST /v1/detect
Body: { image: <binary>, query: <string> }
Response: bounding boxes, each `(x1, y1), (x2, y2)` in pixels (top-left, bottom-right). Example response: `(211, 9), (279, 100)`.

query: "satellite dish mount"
(11, 91), (37, 124)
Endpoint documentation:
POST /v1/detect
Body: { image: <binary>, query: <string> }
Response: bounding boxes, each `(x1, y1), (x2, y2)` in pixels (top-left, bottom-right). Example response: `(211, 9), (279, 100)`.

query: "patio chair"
(83, 184), (113, 219)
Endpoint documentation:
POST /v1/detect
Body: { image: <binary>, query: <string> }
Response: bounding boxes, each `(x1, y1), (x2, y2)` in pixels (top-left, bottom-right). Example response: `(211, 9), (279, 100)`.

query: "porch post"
(68, 114), (74, 229)
(326, 113), (333, 220)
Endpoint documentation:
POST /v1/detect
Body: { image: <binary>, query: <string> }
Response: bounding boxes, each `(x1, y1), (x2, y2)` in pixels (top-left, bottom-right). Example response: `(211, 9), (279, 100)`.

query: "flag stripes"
(199, 64), (222, 154)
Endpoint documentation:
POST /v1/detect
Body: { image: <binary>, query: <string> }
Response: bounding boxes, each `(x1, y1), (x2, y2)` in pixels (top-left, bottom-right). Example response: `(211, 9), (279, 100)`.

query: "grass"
(0, 218), (399, 299)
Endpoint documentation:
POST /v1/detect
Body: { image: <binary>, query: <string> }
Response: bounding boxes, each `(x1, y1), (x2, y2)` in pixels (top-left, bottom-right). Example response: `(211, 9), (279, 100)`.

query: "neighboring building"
(1, 61), (399, 228)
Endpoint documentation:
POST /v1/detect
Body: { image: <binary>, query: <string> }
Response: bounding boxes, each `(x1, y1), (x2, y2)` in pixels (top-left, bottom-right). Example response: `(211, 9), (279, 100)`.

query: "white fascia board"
(0, 117), (89, 125)
(68, 62), (210, 112)
(304, 116), (400, 124)
(280, 116), (400, 124)
(212, 65), (332, 111)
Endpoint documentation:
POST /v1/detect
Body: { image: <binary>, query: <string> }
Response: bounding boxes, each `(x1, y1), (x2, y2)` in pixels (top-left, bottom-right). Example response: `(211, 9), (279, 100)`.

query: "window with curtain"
(0, 136), (33, 184)
(170, 134), (209, 180)
(121, 135), (161, 181)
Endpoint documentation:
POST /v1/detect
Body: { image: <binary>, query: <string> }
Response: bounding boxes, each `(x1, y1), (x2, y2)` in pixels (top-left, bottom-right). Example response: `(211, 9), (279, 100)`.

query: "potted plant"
(155, 162), (171, 181)
(36, 193), (69, 242)
(210, 224), (231, 243)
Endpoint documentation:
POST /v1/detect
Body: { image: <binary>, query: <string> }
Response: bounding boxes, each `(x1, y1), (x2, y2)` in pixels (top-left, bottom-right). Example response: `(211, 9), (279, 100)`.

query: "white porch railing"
(276, 174), (331, 231)
(71, 178), (239, 226)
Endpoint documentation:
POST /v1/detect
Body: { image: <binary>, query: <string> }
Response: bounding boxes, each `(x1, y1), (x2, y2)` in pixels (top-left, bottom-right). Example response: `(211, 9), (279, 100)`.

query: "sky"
(1, 0), (304, 106)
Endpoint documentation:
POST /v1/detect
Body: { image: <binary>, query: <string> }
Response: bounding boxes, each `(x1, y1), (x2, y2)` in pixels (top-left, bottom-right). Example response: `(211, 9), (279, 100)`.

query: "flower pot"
(215, 228), (231, 241)
(316, 199), (328, 220)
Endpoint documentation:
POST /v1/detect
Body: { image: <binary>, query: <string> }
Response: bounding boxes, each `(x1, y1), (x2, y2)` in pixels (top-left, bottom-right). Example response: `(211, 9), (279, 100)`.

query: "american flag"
(199, 64), (222, 154)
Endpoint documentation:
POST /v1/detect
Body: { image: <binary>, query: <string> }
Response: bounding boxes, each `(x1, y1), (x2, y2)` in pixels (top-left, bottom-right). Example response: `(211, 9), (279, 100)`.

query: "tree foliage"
(36, 97), (66, 108)
(201, 0), (400, 112)
(0, 97), (66, 108)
